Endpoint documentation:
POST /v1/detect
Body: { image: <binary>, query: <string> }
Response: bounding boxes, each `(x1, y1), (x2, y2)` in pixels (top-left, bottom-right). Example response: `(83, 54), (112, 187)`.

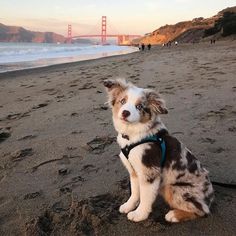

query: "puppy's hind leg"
(119, 172), (140, 214)
(162, 185), (207, 223)
(165, 209), (199, 223)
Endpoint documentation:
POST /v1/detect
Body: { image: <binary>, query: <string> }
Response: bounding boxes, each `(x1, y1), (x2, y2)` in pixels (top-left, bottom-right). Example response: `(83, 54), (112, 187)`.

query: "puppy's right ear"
(103, 79), (128, 106)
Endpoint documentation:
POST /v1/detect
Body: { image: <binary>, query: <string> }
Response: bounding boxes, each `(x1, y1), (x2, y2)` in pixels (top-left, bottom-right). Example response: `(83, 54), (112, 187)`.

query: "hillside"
(0, 23), (66, 43)
(0, 23), (92, 44)
(134, 6), (236, 45)
(204, 7), (236, 38)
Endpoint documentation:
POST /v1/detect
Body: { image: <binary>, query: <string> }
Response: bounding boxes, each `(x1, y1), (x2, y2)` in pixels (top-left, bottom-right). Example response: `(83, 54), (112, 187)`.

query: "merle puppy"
(104, 79), (214, 223)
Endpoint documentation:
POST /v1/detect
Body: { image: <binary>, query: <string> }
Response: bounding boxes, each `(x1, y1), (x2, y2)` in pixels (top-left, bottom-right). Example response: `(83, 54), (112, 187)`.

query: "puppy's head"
(103, 79), (167, 125)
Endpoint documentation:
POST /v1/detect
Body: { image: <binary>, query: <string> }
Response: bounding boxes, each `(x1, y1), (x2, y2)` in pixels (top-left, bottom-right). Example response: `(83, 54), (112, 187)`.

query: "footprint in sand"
(71, 112), (79, 117)
(17, 134), (37, 141)
(93, 104), (108, 111)
(32, 102), (50, 110)
(42, 88), (58, 95)
(24, 191), (42, 200)
(0, 130), (11, 143)
(11, 148), (33, 162)
(78, 82), (96, 90)
(84, 136), (116, 154)
(209, 147), (226, 154)
(2, 112), (31, 121)
(199, 137), (216, 144)
(147, 85), (156, 89)
(228, 126), (236, 132)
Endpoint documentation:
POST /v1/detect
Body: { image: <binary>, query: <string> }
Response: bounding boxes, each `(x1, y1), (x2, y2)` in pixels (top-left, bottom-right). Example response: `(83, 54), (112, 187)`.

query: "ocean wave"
(0, 42), (138, 72)
(0, 43), (101, 57)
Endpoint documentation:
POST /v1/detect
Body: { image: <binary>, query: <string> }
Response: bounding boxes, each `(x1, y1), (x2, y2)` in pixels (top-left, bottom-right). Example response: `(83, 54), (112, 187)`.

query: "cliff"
(133, 6), (236, 45)
(204, 7), (236, 38)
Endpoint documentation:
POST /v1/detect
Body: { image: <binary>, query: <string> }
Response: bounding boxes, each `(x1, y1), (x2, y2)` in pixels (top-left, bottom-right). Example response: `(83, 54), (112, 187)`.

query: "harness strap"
(121, 133), (167, 167)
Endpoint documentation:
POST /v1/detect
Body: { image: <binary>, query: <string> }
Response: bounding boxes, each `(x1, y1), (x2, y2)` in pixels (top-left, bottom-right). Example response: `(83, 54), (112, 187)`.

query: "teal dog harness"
(121, 131), (167, 167)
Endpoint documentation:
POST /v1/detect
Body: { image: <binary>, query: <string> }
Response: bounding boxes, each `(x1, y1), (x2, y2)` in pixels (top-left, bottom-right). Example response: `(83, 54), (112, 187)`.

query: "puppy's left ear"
(145, 90), (168, 115)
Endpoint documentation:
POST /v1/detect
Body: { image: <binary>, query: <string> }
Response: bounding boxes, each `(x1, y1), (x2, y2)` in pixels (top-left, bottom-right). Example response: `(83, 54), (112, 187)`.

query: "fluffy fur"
(104, 79), (214, 223)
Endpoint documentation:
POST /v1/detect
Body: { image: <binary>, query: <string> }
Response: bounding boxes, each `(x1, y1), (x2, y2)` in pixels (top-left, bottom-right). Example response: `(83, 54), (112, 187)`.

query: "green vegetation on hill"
(204, 11), (236, 37)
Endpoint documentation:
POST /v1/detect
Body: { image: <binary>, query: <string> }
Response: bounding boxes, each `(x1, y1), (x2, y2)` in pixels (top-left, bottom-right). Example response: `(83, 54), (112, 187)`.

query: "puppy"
(103, 79), (214, 223)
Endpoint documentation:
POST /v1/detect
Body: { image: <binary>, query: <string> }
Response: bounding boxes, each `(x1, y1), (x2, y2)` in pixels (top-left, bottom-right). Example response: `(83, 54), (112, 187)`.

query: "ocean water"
(0, 42), (138, 73)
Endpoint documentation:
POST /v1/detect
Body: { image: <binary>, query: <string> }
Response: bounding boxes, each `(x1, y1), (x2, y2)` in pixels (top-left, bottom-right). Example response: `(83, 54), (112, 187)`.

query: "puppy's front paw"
(165, 210), (179, 223)
(119, 202), (135, 214)
(127, 210), (149, 222)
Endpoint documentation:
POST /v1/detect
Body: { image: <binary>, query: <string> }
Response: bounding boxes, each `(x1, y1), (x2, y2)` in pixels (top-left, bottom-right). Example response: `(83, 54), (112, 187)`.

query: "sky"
(1, 0), (236, 36)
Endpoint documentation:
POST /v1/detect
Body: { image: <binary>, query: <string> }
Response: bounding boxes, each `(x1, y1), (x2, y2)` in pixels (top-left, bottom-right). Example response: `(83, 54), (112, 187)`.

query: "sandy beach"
(0, 41), (236, 235)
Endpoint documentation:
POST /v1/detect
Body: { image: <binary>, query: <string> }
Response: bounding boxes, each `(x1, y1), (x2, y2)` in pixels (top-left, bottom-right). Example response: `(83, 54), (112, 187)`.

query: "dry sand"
(0, 41), (236, 236)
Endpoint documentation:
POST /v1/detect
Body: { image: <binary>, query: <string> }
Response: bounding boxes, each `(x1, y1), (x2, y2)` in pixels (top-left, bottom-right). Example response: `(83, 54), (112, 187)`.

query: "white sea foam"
(0, 42), (138, 72)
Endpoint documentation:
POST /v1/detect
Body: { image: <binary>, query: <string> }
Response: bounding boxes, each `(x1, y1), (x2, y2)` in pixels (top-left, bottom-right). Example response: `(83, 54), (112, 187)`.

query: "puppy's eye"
(120, 98), (126, 105)
(136, 104), (143, 110)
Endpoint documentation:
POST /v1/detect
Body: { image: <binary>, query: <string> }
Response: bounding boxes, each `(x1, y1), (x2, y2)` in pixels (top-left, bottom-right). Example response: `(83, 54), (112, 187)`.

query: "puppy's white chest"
(119, 143), (147, 176)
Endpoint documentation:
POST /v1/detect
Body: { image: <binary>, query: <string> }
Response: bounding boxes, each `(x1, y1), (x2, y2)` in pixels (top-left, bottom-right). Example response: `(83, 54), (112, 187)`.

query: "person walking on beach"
(141, 43), (145, 51)
(147, 44), (151, 50)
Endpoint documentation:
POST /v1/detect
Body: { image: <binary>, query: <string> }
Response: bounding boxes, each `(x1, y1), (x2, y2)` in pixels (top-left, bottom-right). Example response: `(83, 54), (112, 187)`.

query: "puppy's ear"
(145, 90), (168, 115)
(103, 79), (128, 106)
(103, 79), (127, 91)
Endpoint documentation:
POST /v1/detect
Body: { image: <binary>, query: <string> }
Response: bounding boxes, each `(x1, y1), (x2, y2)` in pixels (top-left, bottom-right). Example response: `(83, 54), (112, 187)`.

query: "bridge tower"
(67, 24), (72, 43)
(101, 16), (107, 45)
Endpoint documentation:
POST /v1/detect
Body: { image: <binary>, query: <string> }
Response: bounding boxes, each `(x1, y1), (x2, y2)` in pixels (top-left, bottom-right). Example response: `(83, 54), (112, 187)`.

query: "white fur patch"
(165, 210), (179, 223)
(127, 209), (149, 222)
(118, 87), (144, 123)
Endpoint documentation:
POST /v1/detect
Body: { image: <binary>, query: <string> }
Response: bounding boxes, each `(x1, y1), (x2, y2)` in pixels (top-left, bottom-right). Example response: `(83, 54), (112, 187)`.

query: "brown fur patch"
(171, 209), (199, 222)
(112, 93), (128, 118)
(104, 79), (128, 106)
(140, 107), (152, 123)
(131, 170), (137, 178)
(160, 185), (175, 208)
(145, 91), (168, 114)
(134, 97), (152, 123)
(163, 134), (186, 170)
(142, 143), (162, 168)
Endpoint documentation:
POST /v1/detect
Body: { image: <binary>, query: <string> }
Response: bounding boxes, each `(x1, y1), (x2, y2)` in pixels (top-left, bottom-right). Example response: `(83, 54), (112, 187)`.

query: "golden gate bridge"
(67, 16), (141, 45)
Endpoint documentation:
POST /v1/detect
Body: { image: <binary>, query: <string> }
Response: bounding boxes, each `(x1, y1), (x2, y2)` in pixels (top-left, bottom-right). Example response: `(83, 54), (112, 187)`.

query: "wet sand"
(0, 41), (236, 235)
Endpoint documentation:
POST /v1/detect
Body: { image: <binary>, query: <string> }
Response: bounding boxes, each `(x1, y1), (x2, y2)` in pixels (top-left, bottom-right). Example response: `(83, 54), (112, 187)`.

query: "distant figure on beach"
(147, 44), (151, 50)
(166, 41), (172, 47)
(141, 43), (145, 51)
(210, 39), (216, 44)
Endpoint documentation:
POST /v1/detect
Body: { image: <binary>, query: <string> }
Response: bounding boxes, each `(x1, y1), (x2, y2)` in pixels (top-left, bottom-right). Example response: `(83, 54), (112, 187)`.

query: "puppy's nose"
(122, 110), (130, 118)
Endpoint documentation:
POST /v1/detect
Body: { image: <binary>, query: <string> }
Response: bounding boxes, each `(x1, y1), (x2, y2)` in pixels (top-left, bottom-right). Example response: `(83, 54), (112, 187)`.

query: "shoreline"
(0, 49), (140, 79)
(0, 44), (139, 75)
